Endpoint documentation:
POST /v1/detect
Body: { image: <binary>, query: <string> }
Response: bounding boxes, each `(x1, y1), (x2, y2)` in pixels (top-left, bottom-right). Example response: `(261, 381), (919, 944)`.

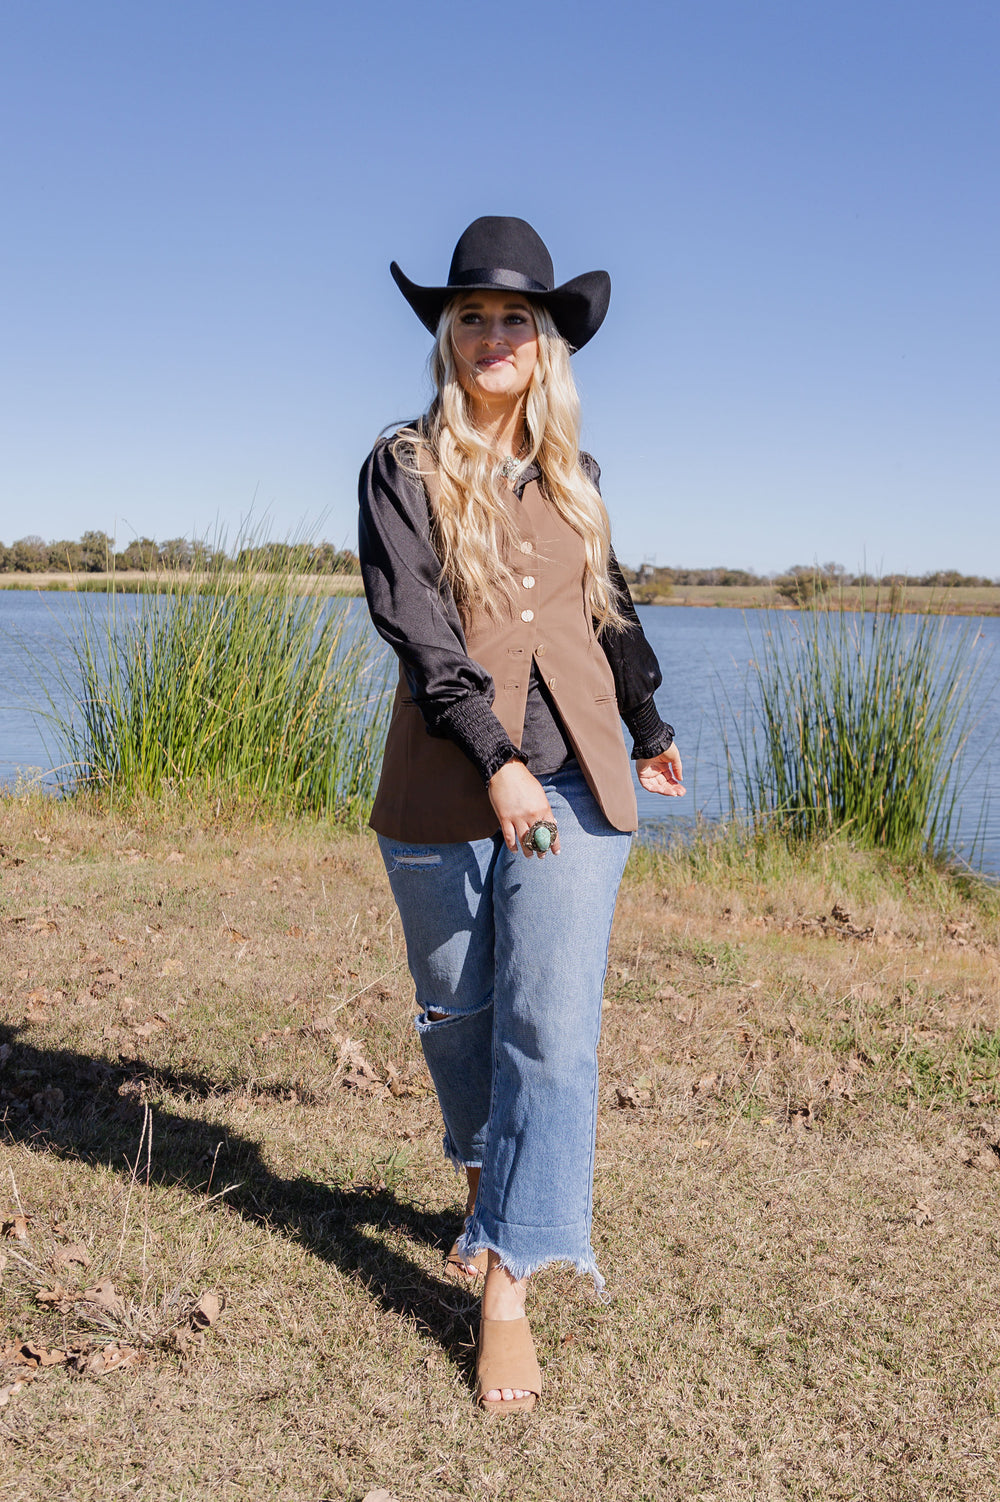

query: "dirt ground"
(1, 797), (998, 1501)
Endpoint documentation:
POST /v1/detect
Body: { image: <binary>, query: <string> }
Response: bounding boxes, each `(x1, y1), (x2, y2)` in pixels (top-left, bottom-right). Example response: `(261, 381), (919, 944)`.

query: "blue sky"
(1, 0), (997, 575)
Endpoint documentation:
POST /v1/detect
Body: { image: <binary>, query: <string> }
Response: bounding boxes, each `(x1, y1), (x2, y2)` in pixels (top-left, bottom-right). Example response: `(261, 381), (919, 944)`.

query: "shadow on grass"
(0, 1023), (479, 1381)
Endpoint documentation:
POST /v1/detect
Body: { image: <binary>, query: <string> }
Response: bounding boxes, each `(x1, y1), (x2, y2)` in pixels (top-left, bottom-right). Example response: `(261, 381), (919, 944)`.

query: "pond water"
(1, 591), (997, 874)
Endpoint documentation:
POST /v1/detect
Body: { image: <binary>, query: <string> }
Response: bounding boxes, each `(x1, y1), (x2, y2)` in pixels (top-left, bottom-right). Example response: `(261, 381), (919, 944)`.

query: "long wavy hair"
(392, 298), (626, 633)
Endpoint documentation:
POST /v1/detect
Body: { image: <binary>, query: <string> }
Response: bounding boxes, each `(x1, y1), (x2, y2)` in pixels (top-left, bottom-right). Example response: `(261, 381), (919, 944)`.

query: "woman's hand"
(636, 743), (686, 797)
(488, 760), (561, 858)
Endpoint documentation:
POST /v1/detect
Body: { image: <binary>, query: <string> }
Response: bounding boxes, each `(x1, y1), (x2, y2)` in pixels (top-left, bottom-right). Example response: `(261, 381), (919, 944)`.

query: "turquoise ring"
(526, 819), (558, 853)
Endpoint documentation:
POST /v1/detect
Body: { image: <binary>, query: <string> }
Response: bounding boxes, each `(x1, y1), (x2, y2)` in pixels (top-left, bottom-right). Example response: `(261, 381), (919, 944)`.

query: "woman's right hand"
(488, 760), (561, 858)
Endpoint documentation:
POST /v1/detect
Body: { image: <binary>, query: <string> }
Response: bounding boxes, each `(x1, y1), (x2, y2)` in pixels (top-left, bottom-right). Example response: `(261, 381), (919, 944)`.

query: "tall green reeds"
(733, 603), (988, 860)
(48, 549), (391, 818)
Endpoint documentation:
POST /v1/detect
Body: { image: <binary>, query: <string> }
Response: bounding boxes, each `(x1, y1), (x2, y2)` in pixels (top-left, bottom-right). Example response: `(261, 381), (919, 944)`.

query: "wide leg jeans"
(378, 762), (631, 1286)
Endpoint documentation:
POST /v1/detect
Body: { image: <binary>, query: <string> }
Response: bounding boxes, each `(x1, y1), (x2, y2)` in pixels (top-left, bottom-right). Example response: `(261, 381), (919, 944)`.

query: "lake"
(1, 591), (997, 874)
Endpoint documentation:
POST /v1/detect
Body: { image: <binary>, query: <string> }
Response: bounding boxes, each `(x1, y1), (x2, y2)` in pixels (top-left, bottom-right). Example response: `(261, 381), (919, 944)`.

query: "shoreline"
(632, 584), (1000, 615)
(0, 570), (365, 595)
(1, 573), (997, 613)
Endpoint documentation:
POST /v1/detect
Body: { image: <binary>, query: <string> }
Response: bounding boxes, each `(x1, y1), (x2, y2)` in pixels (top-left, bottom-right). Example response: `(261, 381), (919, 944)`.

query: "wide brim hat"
(390, 216), (610, 352)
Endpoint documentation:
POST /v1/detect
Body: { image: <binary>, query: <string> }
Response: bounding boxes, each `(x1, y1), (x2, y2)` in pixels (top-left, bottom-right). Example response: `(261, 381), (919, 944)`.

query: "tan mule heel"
(444, 1243), (489, 1281)
(476, 1315), (541, 1413)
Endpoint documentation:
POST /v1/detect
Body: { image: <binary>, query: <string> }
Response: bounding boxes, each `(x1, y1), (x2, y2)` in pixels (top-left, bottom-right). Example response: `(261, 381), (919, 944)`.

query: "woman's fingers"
(488, 761), (559, 858)
(518, 821), (561, 859)
(635, 744), (686, 798)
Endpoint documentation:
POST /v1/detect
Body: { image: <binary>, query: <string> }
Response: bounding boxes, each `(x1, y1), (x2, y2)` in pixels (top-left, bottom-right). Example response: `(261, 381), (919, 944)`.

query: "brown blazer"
(369, 470), (637, 843)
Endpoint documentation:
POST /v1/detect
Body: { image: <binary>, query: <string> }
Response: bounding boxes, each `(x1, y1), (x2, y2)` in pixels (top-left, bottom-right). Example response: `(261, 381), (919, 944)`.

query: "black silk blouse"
(358, 435), (674, 786)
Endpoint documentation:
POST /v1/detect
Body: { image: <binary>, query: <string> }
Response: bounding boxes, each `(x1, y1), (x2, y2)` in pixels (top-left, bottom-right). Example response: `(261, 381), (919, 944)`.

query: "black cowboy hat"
(390, 216), (611, 352)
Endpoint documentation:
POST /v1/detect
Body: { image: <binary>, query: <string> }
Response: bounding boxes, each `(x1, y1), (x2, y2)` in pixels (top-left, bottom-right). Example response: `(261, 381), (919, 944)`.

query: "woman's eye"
(459, 313), (482, 325)
(506, 315), (526, 325)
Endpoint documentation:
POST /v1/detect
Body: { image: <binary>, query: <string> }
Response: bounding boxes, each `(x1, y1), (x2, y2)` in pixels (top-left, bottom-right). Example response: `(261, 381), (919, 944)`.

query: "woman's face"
(451, 291), (539, 417)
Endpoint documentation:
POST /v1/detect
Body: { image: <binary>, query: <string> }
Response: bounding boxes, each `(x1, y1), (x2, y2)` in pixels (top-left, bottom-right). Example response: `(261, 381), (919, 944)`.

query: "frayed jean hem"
(457, 1223), (606, 1295)
(442, 1133), (482, 1175)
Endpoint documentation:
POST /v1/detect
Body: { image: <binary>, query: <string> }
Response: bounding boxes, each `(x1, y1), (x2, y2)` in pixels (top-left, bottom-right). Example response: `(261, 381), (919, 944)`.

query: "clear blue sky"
(2, 0), (997, 575)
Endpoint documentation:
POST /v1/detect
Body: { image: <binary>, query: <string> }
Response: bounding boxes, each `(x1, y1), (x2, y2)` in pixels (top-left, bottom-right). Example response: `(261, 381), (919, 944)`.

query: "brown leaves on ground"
(335, 1036), (430, 1099)
(692, 1071), (727, 1099)
(1, 1338), (141, 1385)
(89, 969), (121, 996)
(36, 1284), (74, 1314)
(614, 1076), (653, 1110)
(15, 1273), (224, 1389)
(34, 1272), (124, 1321)
(83, 1276), (127, 1317)
(791, 903), (877, 941)
(3, 1215), (31, 1241)
(169, 1290), (225, 1353)
(962, 1120), (1000, 1172)
(129, 1013), (169, 1040)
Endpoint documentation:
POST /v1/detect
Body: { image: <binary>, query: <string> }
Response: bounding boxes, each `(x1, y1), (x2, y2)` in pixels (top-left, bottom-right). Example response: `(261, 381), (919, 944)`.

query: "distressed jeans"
(378, 761), (631, 1286)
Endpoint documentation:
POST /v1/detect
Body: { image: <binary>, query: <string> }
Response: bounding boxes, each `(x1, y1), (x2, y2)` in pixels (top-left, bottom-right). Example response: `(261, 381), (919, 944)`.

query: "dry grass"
(1, 795), (998, 1500)
(637, 584), (1000, 615)
(0, 572), (365, 595)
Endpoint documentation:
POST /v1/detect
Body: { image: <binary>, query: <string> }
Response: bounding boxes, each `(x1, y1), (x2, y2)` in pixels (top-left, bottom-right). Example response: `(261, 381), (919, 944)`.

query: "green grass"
(731, 603), (991, 860)
(41, 545), (391, 818)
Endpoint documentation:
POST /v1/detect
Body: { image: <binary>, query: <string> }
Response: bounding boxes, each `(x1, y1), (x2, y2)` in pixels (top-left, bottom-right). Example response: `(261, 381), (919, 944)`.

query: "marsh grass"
(732, 602), (991, 860)
(41, 548), (390, 817)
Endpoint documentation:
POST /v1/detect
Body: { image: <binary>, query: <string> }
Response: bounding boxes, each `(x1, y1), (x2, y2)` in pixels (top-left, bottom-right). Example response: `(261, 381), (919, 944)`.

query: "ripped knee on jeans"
(386, 847), (443, 873)
(416, 993), (492, 1028)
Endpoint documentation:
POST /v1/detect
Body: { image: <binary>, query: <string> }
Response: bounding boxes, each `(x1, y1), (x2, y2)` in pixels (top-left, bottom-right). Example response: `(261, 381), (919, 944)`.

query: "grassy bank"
(632, 583), (1000, 615)
(3, 576), (999, 614)
(42, 556), (389, 816)
(1, 795), (998, 1501)
(0, 571), (366, 596)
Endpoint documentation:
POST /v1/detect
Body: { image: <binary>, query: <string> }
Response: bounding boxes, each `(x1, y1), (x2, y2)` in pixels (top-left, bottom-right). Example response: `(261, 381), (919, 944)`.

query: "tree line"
(624, 560), (998, 603)
(2, 535), (994, 594)
(0, 532), (360, 575)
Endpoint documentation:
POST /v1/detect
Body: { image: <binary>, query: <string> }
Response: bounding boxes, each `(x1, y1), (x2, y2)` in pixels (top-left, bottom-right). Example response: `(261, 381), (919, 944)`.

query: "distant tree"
(10, 535), (48, 572)
(159, 537), (193, 570)
(79, 530), (114, 572)
(775, 565), (834, 606)
(189, 537), (220, 571)
(47, 540), (84, 572)
(306, 542), (360, 574)
(116, 537), (160, 571)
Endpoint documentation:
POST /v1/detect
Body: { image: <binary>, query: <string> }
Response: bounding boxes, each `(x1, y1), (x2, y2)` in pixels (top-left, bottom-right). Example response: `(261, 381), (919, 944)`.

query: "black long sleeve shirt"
(358, 434), (674, 785)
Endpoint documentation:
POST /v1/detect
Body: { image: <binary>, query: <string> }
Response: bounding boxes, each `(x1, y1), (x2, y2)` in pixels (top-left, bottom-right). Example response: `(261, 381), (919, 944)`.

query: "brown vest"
(369, 470), (637, 843)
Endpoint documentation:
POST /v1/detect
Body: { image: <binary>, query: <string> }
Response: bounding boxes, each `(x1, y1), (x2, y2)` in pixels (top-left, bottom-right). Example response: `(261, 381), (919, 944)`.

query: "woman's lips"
(477, 354), (510, 367)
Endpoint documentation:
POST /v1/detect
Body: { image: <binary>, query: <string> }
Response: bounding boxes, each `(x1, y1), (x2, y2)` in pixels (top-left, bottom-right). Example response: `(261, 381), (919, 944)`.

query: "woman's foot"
(479, 1256), (533, 1406)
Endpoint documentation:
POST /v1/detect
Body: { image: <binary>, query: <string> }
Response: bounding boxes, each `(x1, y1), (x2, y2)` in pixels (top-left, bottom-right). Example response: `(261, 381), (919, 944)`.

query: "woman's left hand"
(636, 743), (685, 797)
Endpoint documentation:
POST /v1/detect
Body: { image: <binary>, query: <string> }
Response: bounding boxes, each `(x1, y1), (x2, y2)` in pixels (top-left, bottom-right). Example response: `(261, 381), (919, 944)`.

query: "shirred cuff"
(623, 696), (675, 760)
(433, 695), (526, 785)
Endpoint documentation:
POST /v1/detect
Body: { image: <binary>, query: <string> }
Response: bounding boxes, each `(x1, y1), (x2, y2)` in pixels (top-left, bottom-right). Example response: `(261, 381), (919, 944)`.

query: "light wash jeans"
(378, 761), (631, 1287)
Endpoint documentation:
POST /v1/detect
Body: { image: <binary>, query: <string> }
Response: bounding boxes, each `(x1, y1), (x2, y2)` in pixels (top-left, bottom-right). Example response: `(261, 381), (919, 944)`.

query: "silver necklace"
(498, 453), (522, 482)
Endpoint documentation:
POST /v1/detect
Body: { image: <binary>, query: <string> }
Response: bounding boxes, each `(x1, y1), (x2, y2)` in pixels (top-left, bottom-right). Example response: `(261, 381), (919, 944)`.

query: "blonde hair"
(393, 298), (625, 633)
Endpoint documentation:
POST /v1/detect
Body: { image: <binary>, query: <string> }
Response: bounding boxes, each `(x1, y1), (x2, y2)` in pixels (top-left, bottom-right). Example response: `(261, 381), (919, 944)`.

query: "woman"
(359, 216), (684, 1413)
